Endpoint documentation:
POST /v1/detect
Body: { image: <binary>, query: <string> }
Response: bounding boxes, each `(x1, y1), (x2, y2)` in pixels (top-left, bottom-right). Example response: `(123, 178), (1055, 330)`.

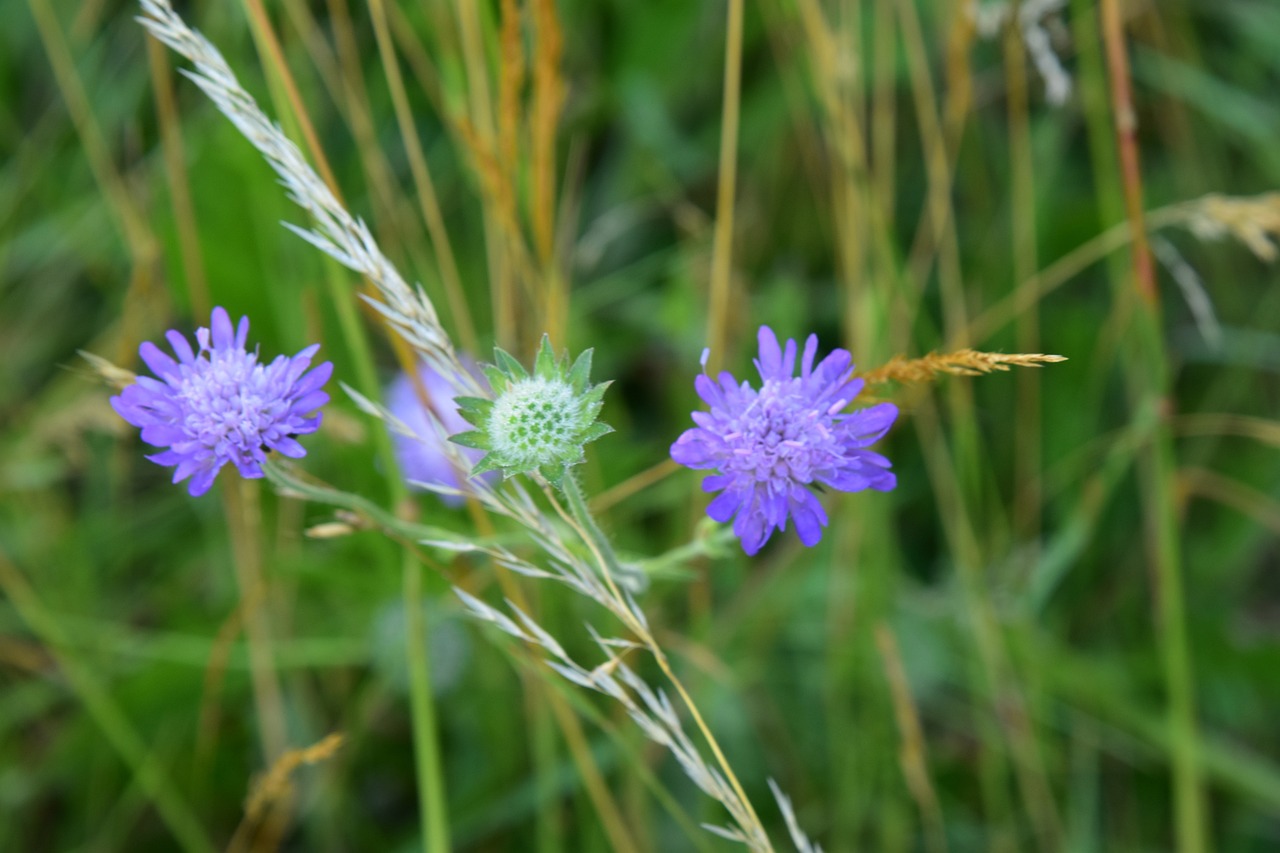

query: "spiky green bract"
(450, 335), (612, 489)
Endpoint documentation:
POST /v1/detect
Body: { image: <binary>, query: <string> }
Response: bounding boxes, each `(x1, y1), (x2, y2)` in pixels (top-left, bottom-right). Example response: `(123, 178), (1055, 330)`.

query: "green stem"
(1093, 0), (1207, 847)
(0, 554), (217, 853)
(403, 549), (450, 853)
(559, 473), (629, 589)
(556, 474), (772, 849)
(263, 460), (491, 550)
(225, 477), (289, 763)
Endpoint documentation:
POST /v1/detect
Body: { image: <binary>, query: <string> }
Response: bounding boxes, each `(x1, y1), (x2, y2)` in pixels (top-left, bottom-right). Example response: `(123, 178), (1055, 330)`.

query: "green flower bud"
(450, 334), (612, 488)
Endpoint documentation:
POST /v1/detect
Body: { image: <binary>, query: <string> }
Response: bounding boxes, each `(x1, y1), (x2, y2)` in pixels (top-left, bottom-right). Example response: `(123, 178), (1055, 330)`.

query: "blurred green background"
(3, 0), (1279, 850)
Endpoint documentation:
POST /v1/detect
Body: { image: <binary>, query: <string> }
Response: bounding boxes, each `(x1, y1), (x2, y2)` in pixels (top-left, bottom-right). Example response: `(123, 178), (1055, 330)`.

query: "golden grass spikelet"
(858, 349), (1067, 385)
(244, 732), (345, 822)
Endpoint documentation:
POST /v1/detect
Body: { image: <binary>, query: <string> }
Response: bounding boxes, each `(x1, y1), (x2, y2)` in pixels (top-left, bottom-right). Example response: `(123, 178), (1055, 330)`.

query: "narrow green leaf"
(470, 453), (502, 476)
(481, 364), (509, 394)
(449, 430), (491, 450)
(534, 334), (557, 379)
(581, 380), (612, 408)
(579, 421), (614, 444)
(568, 347), (594, 391)
(493, 347), (528, 380)
(453, 396), (494, 416)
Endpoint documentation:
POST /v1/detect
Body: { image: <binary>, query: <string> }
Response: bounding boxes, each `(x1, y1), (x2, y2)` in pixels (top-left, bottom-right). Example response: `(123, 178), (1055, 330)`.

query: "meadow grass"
(2, 1), (1280, 851)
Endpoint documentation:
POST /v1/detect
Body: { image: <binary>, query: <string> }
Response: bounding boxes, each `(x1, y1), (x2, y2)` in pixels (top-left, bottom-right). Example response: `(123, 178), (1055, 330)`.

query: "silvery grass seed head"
(450, 335), (612, 489)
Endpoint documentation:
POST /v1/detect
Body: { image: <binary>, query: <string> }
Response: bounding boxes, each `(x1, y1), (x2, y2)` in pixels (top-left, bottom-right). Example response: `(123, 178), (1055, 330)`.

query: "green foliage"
(3, 0), (1279, 851)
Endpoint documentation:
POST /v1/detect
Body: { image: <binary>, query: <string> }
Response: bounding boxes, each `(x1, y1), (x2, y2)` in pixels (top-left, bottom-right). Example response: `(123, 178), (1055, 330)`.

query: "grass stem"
(558, 474), (771, 850)
(1097, 2), (1208, 849)
(223, 476), (289, 761)
(705, 0), (744, 370)
(0, 552), (217, 853)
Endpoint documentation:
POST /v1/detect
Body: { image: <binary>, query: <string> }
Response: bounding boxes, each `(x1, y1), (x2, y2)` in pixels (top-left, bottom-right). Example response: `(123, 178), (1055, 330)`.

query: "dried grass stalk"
(858, 349), (1067, 384)
(498, 0), (526, 177)
(137, 0), (467, 393)
(530, 0), (565, 263)
(244, 732), (346, 822)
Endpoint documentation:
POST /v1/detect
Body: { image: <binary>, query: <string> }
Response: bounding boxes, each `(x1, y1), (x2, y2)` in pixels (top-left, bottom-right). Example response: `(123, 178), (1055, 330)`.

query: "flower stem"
(558, 473), (628, 585)
(0, 552), (217, 853)
(1096, 1), (1207, 849)
(224, 476), (288, 762)
(557, 474), (770, 849)
(402, 549), (450, 853)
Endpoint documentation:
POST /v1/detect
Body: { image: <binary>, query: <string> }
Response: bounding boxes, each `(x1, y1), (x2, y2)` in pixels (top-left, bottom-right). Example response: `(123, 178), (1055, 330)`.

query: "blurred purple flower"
(110, 307), (332, 497)
(386, 359), (493, 505)
(671, 326), (897, 555)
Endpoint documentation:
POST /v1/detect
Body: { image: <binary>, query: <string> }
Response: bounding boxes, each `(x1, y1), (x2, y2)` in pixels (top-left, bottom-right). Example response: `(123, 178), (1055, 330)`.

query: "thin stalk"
(912, 392), (1059, 849)
(27, 0), (154, 257)
(790, 3), (894, 840)
(705, 0), (744, 371)
(0, 553), (217, 853)
(1005, 4), (1042, 551)
(366, 0), (478, 355)
(283, 449), (639, 850)
(962, 202), (1191, 347)
(469, 479), (640, 849)
(223, 476), (289, 761)
(146, 37), (209, 318)
(1097, 2), (1207, 850)
(402, 549), (450, 853)
(876, 623), (948, 853)
(530, 0), (563, 265)
(558, 474), (630, 586)
(898, 0), (1055, 843)
(1098, 0), (1157, 308)
(450, 0), (516, 347)
(232, 5), (453, 847)
(542, 670), (641, 853)
(557, 475), (771, 849)
(528, 657), (560, 853)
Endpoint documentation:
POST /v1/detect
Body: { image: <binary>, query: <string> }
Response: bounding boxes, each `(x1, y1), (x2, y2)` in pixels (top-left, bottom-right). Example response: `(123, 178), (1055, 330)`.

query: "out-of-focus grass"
(2, 1), (1279, 851)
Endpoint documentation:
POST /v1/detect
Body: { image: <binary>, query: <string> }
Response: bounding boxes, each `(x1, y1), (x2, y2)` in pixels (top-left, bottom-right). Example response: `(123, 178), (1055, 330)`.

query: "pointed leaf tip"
(493, 347), (528, 380)
(568, 348), (594, 390)
(449, 430), (490, 450)
(534, 334), (557, 379)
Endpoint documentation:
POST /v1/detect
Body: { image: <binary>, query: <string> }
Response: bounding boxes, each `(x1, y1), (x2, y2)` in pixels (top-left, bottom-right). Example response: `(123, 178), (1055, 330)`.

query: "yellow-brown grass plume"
(858, 349), (1067, 385)
(227, 732), (345, 853)
(244, 732), (346, 822)
(1179, 192), (1280, 262)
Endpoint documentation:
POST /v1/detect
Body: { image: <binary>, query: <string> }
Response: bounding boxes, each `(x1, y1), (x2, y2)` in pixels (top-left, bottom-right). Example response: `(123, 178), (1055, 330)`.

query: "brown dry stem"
(244, 732), (345, 821)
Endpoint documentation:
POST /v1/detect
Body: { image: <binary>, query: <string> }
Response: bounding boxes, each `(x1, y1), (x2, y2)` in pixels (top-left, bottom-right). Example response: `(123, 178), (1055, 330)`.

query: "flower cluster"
(671, 326), (897, 555)
(386, 358), (495, 504)
(451, 335), (612, 488)
(111, 307), (332, 496)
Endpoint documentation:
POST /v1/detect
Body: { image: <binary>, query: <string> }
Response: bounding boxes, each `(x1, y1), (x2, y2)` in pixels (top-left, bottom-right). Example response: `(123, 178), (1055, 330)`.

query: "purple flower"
(386, 358), (494, 505)
(110, 307), (332, 497)
(671, 326), (897, 555)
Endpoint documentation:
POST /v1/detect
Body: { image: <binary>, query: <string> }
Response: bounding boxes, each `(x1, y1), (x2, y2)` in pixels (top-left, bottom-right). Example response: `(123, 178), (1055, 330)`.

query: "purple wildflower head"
(670, 326), (897, 555)
(386, 357), (495, 505)
(110, 307), (332, 497)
